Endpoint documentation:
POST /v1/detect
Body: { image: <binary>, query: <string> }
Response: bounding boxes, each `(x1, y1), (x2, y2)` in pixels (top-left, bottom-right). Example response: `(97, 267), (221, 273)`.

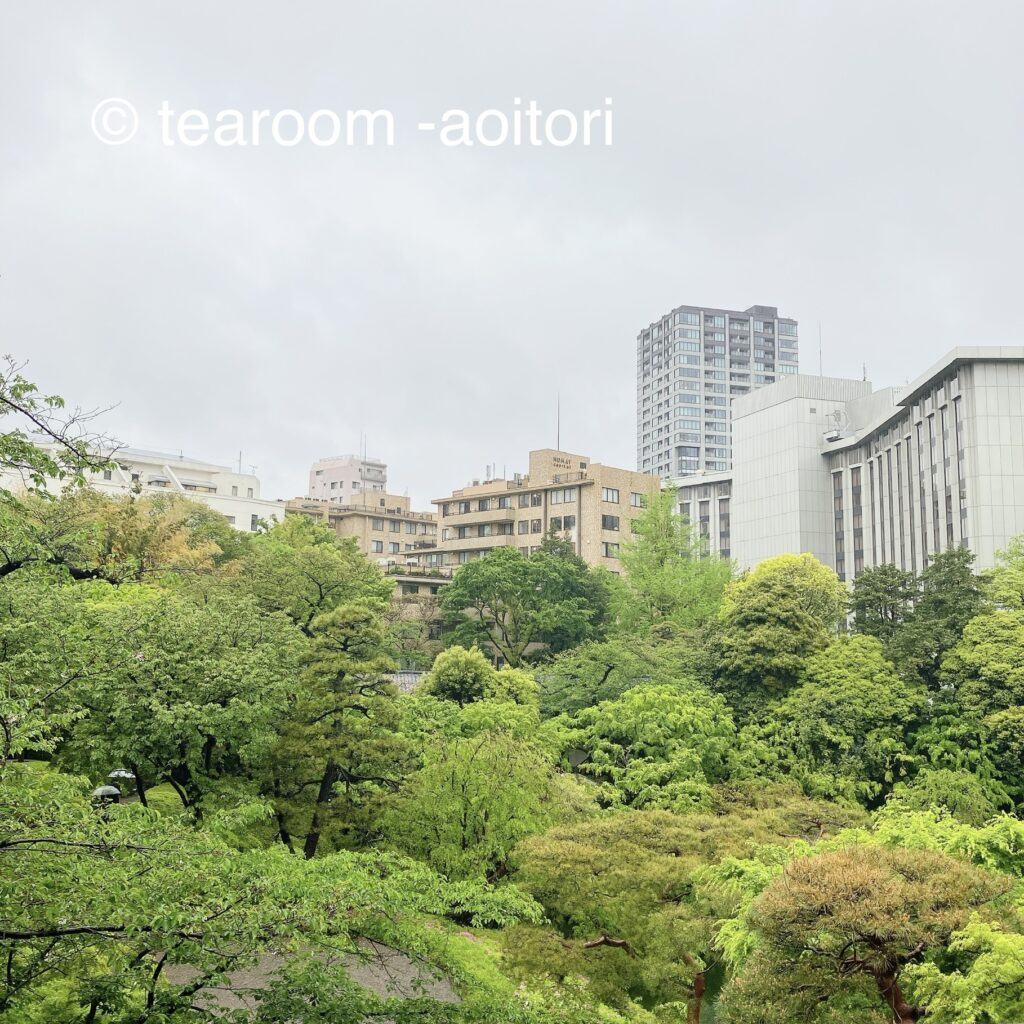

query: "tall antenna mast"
(818, 321), (823, 377)
(556, 392), (561, 450)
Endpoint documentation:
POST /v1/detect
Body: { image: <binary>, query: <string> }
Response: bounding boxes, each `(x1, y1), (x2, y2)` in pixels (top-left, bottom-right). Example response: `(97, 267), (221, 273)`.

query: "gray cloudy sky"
(3, 1), (1023, 508)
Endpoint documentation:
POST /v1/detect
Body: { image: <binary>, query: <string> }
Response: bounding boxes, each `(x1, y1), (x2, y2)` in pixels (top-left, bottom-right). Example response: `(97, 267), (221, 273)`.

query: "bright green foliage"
(271, 601), (410, 858)
(710, 554), (846, 715)
(420, 646), (539, 708)
(743, 635), (925, 805)
(942, 608), (1024, 715)
(0, 761), (544, 1023)
(910, 915), (1024, 1024)
(385, 731), (565, 881)
(420, 645), (498, 705)
(850, 563), (916, 642)
(567, 681), (734, 811)
(988, 533), (1024, 609)
(241, 514), (394, 634)
(611, 490), (732, 633)
(59, 586), (301, 815)
(439, 547), (599, 666)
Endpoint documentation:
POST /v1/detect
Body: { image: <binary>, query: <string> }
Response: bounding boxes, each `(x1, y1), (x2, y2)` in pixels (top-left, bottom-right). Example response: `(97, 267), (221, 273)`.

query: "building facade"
(682, 348), (1024, 580)
(637, 303), (799, 479)
(308, 454), (387, 505)
(286, 492), (438, 565)
(431, 449), (661, 572)
(2, 443), (285, 532)
(676, 471), (734, 559)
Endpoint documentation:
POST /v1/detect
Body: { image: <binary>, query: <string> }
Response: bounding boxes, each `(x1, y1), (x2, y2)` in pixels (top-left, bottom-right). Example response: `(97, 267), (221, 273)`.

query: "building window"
(630, 492), (645, 507)
(389, 520), (401, 532)
(601, 514), (620, 531)
(401, 583), (419, 595)
(550, 487), (576, 504)
(458, 501), (471, 515)
(247, 488), (254, 498)
(518, 520), (530, 535)
(518, 493), (531, 508)
(478, 498), (490, 511)
(371, 540), (383, 553)
(372, 518), (384, 531)
(405, 521), (417, 534)
(103, 469), (113, 481)
(602, 487), (620, 503)
(250, 514), (259, 531)
(530, 492), (542, 507)
(498, 495), (512, 509)
(388, 542), (400, 554)
(601, 542), (620, 558)
(530, 519), (542, 533)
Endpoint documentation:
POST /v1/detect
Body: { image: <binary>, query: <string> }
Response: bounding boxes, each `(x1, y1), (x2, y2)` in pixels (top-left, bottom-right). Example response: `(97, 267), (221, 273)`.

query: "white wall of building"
(308, 454), (387, 504)
(2, 443), (285, 532)
(730, 376), (872, 571)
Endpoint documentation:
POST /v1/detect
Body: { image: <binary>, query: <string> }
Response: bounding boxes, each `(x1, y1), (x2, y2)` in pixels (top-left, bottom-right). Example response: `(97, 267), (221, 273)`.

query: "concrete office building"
(1, 442), (285, 532)
(637, 303), (799, 479)
(679, 348), (1024, 580)
(308, 453), (387, 504)
(431, 449), (660, 572)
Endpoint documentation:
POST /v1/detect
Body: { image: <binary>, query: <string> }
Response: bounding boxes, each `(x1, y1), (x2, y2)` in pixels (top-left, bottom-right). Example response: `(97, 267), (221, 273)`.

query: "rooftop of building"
(432, 449), (658, 503)
(640, 302), (797, 332)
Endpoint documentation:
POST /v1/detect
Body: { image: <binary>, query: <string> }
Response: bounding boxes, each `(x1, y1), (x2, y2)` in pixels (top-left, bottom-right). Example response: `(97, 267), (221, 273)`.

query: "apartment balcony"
(436, 533), (521, 552)
(439, 505), (517, 523)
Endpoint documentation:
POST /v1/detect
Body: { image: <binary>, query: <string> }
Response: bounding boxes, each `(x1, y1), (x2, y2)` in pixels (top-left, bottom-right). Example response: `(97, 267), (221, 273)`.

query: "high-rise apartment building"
(308, 454), (387, 504)
(637, 303), (799, 479)
(675, 347), (1024, 580)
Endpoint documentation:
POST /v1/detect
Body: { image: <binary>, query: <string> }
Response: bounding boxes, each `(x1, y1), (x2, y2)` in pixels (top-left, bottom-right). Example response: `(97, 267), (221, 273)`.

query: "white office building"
(677, 347), (1024, 579)
(637, 303), (799, 479)
(3, 443), (285, 532)
(308, 454), (387, 505)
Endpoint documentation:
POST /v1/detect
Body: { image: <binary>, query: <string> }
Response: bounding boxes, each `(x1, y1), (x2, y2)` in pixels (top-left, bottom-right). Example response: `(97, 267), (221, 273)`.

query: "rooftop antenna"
(556, 392), (561, 450)
(818, 321), (823, 377)
(237, 450), (242, 474)
(863, 362), (867, 382)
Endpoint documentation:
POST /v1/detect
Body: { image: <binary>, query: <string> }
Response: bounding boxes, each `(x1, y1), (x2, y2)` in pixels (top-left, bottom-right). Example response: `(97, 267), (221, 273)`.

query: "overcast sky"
(3, 1), (1023, 507)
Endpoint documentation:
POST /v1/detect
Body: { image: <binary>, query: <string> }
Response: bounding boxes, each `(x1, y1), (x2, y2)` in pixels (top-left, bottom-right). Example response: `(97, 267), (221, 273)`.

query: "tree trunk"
(687, 970), (705, 1024)
(303, 762), (340, 860)
(130, 763), (148, 807)
(876, 971), (920, 1023)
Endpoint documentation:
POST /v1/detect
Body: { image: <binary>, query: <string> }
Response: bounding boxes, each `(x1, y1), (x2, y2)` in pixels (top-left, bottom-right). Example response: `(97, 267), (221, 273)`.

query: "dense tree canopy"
(5, 366), (1024, 1022)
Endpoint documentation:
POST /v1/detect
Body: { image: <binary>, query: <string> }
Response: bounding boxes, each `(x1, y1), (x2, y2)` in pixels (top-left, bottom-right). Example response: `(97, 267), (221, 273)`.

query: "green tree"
(738, 846), (1006, 1024)
(537, 633), (702, 718)
(0, 760), (542, 1023)
(272, 601), (409, 858)
(439, 547), (597, 666)
(241, 515), (393, 635)
(420, 646), (540, 707)
(612, 491), (732, 633)
(386, 730), (565, 881)
(890, 546), (986, 688)
(59, 586), (302, 816)
(849, 563), (916, 643)
(744, 635), (925, 805)
(709, 554), (846, 716)
(512, 788), (862, 1024)
(567, 681), (735, 812)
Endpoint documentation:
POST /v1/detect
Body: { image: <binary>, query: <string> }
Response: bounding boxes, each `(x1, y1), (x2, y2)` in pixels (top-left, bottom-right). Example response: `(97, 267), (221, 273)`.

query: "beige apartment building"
(429, 449), (661, 572)
(286, 492), (437, 561)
